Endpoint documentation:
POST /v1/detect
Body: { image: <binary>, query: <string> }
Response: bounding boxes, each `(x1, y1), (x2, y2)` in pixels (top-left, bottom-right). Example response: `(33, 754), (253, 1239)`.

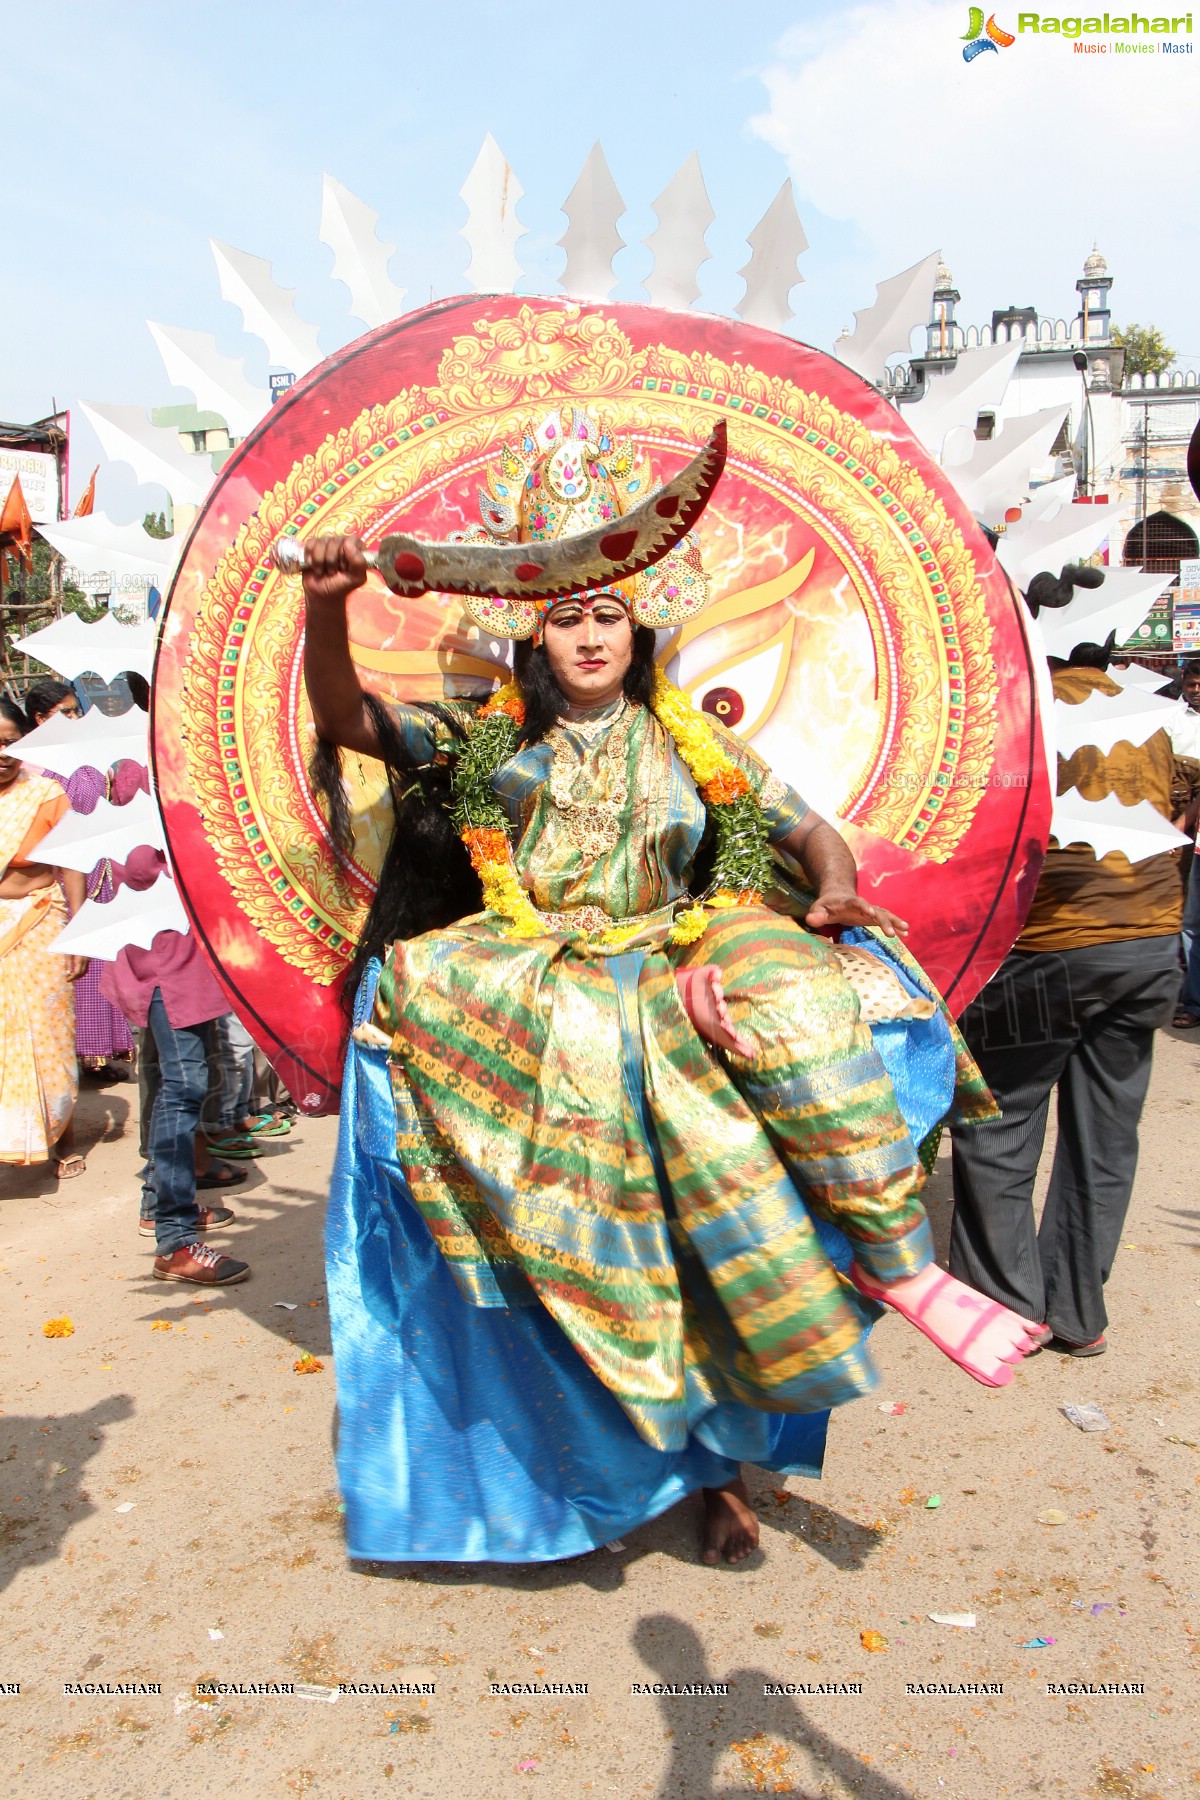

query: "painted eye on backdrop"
(701, 687), (745, 728)
(687, 623), (794, 743)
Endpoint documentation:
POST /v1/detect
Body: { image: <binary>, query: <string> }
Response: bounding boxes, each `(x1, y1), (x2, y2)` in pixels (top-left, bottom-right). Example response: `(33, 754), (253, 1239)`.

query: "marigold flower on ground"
(294, 1352), (324, 1374)
(42, 1316), (75, 1338)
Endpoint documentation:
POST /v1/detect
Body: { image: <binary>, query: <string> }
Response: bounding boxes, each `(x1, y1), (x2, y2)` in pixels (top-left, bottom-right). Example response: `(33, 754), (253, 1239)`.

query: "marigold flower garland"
(449, 672), (774, 946)
(648, 670), (775, 940)
(449, 684), (543, 939)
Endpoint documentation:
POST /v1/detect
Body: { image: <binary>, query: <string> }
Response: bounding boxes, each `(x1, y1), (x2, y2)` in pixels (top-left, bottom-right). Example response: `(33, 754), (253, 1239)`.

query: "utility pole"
(1140, 403), (1150, 557)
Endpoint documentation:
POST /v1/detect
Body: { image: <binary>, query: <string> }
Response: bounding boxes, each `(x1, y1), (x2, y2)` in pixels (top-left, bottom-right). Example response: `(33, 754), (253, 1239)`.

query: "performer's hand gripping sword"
(270, 421), (727, 600)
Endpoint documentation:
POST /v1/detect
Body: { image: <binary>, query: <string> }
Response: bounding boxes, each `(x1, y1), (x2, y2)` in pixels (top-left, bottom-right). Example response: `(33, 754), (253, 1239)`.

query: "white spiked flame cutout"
(5, 611), (160, 962)
(72, 137), (1170, 874)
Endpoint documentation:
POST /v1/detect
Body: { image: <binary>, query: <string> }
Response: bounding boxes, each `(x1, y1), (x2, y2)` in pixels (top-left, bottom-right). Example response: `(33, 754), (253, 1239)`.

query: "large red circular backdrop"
(155, 296), (1051, 1113)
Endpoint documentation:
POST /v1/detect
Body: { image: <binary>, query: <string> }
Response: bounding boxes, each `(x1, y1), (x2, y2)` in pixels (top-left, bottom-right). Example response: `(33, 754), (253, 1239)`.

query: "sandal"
(1049, 1333), (1106, 1357)
(205, 1136), (260, 1160)
(851, 1263), (1043, 1388)
(197, 1162), (249, 1190)
(54, 1153), (87, 1179)
(140, 1204), (236, 1238)
(1171, 1009), (1200, 1029)
(242, 1115), (291, 1137)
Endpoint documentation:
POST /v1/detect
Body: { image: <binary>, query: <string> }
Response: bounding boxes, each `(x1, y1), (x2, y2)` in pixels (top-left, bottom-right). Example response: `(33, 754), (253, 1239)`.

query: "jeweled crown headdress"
(272, 414), (724, 640)
(457, 407), (713, 640)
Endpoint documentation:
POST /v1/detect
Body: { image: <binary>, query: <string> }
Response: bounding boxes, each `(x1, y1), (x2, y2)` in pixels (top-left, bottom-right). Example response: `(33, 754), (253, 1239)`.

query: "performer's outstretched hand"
(805, 891), (909, 938)
(301, 534), (370, 608)
(850, 1262), (1043, 1388)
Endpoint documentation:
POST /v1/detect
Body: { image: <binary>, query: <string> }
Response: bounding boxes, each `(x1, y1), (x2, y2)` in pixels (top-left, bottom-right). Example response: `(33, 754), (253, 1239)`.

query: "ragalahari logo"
(962, 7), (1016, 57)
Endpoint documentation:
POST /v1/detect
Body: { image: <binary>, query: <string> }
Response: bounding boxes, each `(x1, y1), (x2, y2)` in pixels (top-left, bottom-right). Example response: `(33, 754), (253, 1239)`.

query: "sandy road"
(1, 1033), (1197, 1800)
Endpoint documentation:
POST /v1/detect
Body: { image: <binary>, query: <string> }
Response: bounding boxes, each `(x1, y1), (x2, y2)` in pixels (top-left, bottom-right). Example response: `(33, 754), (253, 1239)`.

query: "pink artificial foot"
(850, 1262), (1044, 1388)
(675, 965), (754, 1059)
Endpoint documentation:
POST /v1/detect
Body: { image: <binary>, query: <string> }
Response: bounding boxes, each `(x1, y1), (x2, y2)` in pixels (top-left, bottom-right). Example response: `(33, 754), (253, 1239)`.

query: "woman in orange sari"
(0, 697), (89, 1171)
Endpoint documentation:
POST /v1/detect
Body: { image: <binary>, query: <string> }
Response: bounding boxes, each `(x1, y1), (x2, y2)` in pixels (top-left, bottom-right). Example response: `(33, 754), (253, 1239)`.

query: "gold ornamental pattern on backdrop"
(181, 303), (997, 986)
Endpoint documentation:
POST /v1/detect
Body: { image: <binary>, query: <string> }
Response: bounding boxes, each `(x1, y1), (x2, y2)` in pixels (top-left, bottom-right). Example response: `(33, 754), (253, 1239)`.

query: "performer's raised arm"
(301, 534), (381, 758)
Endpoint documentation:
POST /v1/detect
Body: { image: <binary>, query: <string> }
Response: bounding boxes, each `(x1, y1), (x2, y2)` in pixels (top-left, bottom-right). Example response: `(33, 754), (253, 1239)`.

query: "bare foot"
(676, 965), (754, 1058)
(701, 1476), (759, 1566)
(852, 1262), (1043, 1387)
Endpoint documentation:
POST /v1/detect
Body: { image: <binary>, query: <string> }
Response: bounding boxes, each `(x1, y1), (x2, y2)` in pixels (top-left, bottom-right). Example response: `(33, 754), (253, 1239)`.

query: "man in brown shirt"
(948, 645), (1181, 1356)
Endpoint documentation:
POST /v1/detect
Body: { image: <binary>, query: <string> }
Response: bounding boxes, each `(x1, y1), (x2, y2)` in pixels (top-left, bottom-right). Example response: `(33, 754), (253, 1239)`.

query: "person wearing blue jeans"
(100, 852), (251, 1287)
(139, 991), (249, 1283)
(136, 1016), (248, 1238)
(145, 991), (211, 1251)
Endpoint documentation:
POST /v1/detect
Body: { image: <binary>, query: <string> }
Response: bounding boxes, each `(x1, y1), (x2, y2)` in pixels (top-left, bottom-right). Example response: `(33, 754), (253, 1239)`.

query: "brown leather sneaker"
(140, 1206), (236, 1239)
(153, 1242), (250, 1286)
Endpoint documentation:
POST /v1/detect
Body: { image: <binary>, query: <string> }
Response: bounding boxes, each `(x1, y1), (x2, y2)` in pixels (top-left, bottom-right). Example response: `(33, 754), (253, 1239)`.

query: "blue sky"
(8, 0), (1198, 515)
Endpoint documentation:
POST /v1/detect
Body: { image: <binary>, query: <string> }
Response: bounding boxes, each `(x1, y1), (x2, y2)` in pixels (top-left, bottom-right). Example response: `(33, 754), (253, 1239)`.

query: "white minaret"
(926, 259), (961, 360)
(1076, 245), (1112, 346)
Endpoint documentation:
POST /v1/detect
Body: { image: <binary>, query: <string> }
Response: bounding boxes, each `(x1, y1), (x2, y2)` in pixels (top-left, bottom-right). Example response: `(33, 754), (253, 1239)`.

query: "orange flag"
(73, 465), (98, 517)
(0, 475), (34, 585)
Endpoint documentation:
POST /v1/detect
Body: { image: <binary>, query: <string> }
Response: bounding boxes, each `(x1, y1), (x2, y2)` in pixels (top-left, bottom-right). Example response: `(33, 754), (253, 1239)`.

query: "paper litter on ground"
(1061, 1402), (1110, 1432)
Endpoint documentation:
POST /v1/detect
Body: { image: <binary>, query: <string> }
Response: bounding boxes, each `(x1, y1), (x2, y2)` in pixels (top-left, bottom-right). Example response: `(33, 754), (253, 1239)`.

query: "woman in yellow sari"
(0, 697), (89, 1170)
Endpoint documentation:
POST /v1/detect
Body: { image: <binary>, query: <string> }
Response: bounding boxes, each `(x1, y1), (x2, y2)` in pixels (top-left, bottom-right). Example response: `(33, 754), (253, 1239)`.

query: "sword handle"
(269, 538), (380, 575)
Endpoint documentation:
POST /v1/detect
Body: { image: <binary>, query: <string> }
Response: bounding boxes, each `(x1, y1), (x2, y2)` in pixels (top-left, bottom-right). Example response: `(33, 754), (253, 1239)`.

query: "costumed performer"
(301, 412), (1041, 1566)
(0, 696), (89, 1170)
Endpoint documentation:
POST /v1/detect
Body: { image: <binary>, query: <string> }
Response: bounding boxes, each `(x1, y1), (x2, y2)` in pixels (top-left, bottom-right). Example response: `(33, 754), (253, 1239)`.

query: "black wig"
(312, 693), (483, 1009)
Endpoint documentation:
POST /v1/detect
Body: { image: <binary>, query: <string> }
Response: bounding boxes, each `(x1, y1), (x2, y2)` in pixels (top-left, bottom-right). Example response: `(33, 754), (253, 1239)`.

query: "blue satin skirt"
(325, 957), (956, 1564)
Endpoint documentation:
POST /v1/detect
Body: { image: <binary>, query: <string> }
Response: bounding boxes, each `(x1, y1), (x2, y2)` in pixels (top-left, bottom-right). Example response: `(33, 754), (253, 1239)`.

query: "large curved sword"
(271, 420), (727, 600)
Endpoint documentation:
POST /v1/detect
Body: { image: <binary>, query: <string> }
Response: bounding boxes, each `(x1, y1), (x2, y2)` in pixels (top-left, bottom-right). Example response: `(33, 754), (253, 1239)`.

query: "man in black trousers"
(948, 630), (1182, 1358)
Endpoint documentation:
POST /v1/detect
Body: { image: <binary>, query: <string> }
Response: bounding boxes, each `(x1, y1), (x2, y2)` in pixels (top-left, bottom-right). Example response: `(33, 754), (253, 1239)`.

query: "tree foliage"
(4, 539), (98, 617)
(1, 541), (102, 677)
(1112, 323), (1175, 379)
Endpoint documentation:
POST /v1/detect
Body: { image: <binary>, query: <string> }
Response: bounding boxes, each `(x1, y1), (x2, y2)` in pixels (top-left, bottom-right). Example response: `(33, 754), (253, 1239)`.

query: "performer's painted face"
(541, 596), (634, 709)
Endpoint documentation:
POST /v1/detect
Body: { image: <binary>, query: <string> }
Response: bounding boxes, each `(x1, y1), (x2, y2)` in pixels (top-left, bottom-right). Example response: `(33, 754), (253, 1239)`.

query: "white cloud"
(751, 0), (1200, 358)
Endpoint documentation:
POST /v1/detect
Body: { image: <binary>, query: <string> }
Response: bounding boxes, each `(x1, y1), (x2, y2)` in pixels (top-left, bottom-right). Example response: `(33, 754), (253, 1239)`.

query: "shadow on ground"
(126, 1134), (334, 1354)
(348, 1471), (884, 1595)
(1157, 1202), (1200, 1243)
(0, 1088), (133, 1203)
(0, 1394), (135, 1594)
(631, 1613), (917, 1799)
(749, 1482), (886, 1572)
